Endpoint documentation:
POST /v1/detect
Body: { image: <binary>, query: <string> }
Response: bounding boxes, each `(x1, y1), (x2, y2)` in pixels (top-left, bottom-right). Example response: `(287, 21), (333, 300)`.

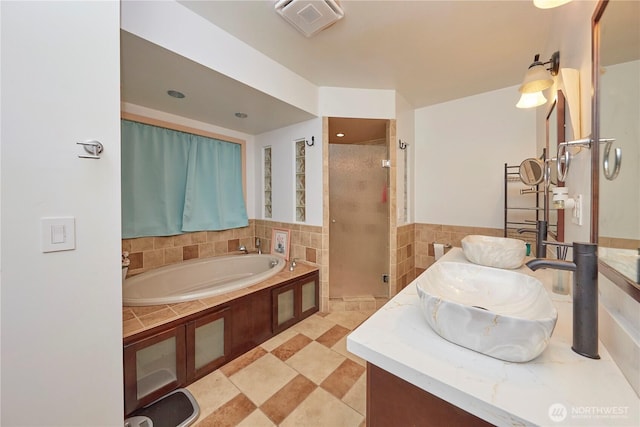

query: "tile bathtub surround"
(253, 220), (322, 267)
(187, 310), (370, 427)
(122, 263), (319, 338)
(123, 220), (323, 279)
(122, 221), (257, 276)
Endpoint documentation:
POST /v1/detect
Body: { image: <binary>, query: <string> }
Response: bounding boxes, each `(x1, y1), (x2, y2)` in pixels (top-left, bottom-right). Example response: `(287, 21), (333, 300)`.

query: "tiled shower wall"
(122, 219), (322, 277)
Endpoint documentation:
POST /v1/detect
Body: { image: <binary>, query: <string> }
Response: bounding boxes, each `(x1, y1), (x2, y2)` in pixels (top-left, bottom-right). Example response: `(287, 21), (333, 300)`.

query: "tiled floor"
(187, 310), (374, 427)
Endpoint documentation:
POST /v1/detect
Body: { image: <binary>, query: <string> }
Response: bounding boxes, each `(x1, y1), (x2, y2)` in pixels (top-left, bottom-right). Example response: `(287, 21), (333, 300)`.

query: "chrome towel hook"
(77, 140), (103, 159)
(602, 139), (621, 181)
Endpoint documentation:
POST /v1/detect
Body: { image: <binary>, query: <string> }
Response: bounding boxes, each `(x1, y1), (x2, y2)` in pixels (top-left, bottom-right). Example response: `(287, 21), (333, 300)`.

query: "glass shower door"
(329, 143), (389, 298)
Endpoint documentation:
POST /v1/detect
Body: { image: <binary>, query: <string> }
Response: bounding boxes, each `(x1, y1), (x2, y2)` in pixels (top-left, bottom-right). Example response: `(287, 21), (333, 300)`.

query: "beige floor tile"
(316, 324), (350, 348)
(332, 335), (366, 366)
(324, 311), (370, 330)
(320, 359), (365, 400)
(260, 374), (316, 425)
(271, 333), (313, 361)
(286, 341), (346, 385)
(195, 393), (256, 427)
(342, 371), (367, 416)
(291, 314), (337, 340)
(236, 409), (276, 427)
(187, 370), (240, 421)
(280, 387), (364, 427)
(260, 327), (299, 352)
(220, 346), (268, 377)
(229, 353), (298, 406)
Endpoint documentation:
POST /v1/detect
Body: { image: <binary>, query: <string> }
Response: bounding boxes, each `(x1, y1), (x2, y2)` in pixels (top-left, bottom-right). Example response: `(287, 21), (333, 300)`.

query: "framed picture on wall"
(271, 228), (290, 260)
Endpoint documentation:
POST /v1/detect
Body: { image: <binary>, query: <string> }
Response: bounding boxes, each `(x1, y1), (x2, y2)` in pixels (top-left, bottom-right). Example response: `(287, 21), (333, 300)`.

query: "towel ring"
(602, 139), (621, 181)
(556, 143), (571, 183)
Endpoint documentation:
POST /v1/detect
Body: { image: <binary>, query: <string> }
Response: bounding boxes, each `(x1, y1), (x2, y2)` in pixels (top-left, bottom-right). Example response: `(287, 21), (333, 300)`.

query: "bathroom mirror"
(593, 0), (640, 295)
(518, 158), (544, 186)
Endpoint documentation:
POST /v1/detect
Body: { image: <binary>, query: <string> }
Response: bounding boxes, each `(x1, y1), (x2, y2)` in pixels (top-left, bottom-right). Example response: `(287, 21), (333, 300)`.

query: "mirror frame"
(592, 0), (640, 301)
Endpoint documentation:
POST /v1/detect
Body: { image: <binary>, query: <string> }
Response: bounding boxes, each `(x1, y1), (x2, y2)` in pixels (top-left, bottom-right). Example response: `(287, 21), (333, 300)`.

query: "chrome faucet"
(238, 245), (249, 254)
(256, 238), (262, 255)
(526, 241), (599, 359)
(289, 258), (297, 271)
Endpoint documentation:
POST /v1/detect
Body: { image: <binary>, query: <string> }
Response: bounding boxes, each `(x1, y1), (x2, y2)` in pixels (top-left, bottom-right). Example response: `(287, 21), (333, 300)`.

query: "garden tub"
(123, 254), (286, 306)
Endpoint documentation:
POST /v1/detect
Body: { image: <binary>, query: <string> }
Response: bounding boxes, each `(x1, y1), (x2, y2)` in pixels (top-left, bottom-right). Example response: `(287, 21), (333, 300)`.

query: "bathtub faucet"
(256, 238), (262, 255)
(238, 245), (249, 254)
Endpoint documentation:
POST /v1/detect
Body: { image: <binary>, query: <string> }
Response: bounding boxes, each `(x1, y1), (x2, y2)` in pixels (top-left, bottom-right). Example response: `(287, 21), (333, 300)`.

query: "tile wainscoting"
(122, 221), (509, 311)
(122, 220), (322, 278)
(397, 223), (505, 290)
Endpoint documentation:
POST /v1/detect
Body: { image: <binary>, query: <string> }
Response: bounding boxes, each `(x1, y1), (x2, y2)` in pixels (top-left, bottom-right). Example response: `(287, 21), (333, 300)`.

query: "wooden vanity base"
(366, 363), (493, 427)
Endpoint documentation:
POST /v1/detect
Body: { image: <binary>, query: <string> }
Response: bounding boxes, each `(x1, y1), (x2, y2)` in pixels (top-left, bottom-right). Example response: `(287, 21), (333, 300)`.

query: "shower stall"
(328, 118), (390, 299)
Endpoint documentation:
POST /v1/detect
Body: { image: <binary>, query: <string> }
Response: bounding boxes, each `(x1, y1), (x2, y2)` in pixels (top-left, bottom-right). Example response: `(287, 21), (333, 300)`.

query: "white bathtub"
(123, 254), (286, 306)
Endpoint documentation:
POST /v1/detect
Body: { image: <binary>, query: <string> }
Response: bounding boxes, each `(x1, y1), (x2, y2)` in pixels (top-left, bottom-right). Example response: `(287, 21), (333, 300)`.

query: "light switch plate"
(41, 217), (75, 252)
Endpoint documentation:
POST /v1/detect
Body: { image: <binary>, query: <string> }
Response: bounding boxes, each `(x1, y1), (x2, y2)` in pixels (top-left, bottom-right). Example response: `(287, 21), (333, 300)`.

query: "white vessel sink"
(416, 261), (557, 362)
(462, 235), (526, 269)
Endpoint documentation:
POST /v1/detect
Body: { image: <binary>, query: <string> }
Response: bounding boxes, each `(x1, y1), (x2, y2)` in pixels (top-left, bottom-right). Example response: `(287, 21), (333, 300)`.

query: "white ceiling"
(121, 0), (562, 135)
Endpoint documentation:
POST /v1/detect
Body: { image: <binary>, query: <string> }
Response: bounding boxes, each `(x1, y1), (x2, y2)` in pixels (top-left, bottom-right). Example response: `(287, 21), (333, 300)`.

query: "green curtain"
(182, 133), (248, 231)
(121, 120), (248, 238)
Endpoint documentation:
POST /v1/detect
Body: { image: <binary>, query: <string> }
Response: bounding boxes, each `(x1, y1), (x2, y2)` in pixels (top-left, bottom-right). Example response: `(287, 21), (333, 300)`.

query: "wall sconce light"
(516, 91), (547, 109)
(534, 0), (572, 9)
(516, 51), (560, 109)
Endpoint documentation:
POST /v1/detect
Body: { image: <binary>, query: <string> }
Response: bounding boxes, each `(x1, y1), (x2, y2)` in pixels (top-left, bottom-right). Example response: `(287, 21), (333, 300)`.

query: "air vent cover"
(275, 0), (344, 37)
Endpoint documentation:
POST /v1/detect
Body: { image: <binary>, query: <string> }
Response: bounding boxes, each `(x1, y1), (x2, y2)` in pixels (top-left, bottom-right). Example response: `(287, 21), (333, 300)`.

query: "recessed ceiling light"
(336, 133), (345, 137)
(235, 112), (248, 119)
(167, 90), (185, 99)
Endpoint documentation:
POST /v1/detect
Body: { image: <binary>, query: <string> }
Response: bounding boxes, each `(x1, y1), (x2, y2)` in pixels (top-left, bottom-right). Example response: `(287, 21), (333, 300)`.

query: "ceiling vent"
(275, 0), (344, 37)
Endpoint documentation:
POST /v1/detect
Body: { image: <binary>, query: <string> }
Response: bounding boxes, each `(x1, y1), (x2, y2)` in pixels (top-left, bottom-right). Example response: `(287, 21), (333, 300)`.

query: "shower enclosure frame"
(321, 117), (399, 310)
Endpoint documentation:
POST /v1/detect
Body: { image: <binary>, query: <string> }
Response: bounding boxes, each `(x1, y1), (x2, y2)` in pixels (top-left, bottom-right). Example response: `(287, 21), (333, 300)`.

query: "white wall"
(254, 119), (323, 225)
(1, 2), (123, 425)
(414, 86), (537, 229)
(318, 87), (396, 119)
(396, 92), (415, 225)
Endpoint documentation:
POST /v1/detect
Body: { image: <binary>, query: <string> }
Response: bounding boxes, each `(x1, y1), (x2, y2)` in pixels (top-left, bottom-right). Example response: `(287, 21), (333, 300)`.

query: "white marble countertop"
(347, 248), (640, 426)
